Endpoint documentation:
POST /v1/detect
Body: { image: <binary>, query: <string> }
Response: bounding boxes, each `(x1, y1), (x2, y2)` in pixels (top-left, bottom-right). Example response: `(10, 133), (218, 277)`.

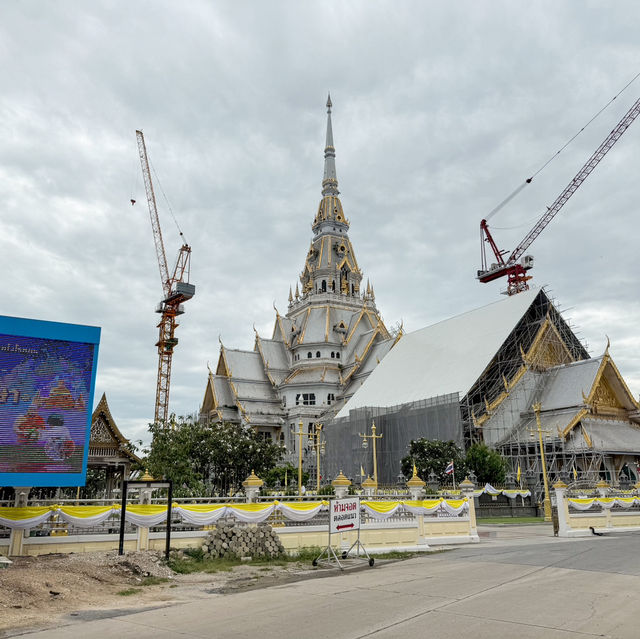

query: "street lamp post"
(291, 420), (305, 498)
(359, 421), (383, 489)
(309, 422), (325, 492)
(532, 402), (552, 522)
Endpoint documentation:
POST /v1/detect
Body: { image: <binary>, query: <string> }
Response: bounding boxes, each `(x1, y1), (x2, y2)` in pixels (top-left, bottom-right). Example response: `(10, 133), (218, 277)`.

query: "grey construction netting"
(323, 393), (463, 486)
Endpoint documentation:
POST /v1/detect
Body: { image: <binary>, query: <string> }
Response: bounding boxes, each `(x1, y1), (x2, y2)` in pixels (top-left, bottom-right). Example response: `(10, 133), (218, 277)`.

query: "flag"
(445, 460), (454, 475)
(360, 465), (365, 477)
(573, 466), (578, 480)
(516, 464), (521, 482)
(413, 462), (418, 476)
(285, 469), (288, 487)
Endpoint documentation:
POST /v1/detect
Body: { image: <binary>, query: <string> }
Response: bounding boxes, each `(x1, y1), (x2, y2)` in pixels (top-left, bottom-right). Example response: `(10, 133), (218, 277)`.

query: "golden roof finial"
(361, 474), (376, 488)
(295, 283), (300, 299)
(288, 286), (293, 303)
(242, 470), (264, 488)
(332, 470), (351, 487)
(407, 464), (425, 488)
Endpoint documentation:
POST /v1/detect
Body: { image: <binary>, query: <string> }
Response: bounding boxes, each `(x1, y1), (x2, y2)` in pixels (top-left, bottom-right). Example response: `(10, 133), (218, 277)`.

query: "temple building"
(88, 393), (140, 498)
(326, 288), (640, 486)
(200, 97), (400, 449)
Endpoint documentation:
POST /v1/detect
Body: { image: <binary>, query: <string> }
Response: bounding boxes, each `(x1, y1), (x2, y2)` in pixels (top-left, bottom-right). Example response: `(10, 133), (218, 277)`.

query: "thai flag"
(445, 460), (454, 475)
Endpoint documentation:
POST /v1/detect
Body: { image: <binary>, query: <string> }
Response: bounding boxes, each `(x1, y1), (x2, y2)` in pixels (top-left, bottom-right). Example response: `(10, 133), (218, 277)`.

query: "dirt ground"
(0, 551), (321, 637)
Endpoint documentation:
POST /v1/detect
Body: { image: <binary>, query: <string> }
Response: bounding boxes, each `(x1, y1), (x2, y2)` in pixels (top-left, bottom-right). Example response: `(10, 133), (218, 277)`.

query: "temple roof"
(90, 393), (140, 464)
(566, 418), (640, 454)
(538, 358), (602, 411)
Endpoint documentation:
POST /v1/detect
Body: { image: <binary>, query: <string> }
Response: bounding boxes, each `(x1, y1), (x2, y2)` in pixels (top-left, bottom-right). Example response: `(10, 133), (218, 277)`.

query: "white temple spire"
(322, 93), (339, 196)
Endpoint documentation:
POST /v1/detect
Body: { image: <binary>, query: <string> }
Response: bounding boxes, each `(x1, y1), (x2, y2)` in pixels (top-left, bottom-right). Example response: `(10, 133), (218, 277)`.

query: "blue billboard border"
(0, 314), (101, 487)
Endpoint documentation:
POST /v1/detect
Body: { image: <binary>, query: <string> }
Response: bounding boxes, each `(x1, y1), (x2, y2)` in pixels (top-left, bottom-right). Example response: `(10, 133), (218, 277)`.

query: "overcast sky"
(1, 1), (639, 447)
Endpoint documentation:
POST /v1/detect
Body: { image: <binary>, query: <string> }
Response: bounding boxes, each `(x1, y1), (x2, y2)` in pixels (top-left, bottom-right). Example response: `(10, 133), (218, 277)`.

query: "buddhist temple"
(200, 97), (400, 450)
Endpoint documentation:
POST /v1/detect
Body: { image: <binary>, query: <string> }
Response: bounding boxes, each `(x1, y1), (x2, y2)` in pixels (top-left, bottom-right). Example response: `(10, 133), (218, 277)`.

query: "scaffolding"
(463, 288), (618, 497)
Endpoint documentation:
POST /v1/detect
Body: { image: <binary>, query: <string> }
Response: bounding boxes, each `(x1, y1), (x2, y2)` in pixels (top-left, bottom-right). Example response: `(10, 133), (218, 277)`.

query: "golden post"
(309, 422), (325, 492)
(359, 421), (383, 490)
(532, 402), (552, 522)
(292, 420), (304, 498)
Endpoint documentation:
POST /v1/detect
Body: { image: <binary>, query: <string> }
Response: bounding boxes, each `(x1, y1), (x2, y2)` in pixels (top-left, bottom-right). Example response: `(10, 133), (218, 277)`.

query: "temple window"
(322, 280), (327, 292)
(327, 393), (335, 405)
(331, 352), (335, 358)
(307, 352), (312, 359)
(331, 280), (336, 291)
(336, 352), (340, 359)
(316, 351), (321, 358)
(301, 393), (316, 406)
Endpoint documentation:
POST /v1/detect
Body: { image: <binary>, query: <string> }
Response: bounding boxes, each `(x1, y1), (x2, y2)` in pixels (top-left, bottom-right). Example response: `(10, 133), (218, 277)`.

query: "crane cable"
(149, 158), (188, 244)
(485, 71), (640, 222)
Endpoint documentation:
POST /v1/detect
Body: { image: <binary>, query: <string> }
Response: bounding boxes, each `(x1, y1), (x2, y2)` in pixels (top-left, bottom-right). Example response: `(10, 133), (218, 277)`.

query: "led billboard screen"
(0, 316), (100, 487)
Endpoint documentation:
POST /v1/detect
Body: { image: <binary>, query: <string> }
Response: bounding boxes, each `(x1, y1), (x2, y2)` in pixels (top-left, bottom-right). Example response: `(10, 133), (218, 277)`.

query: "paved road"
(13, 526), (640, 638)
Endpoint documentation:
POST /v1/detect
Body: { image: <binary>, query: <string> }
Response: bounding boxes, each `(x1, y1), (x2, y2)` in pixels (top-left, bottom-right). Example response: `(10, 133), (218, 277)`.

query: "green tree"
(401, 439), (467, 486)
(465, 443), (506, 485)
(263, 463), (309, 490)
(142, 418), (284, 497)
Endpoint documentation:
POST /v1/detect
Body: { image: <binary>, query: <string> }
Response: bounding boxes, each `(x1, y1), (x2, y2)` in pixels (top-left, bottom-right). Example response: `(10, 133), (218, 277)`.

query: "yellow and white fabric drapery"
(0, 507), (52, 530)
(482, 484), (531, 499)
(276, 501), (327, 521)
(57, 505), (118, 528)
(361, 501), (403, 519)
(173, 504), (228, 525)
(568, 496), (640, 511)
(0, 498), (471, 530)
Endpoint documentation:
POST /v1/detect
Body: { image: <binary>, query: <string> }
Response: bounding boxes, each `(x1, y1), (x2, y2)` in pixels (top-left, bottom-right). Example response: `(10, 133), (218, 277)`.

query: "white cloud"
(1, 0), (639, 446)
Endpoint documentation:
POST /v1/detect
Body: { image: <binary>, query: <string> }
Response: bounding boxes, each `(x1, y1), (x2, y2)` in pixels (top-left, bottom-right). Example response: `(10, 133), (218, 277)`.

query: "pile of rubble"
(201, 519), (286, 559)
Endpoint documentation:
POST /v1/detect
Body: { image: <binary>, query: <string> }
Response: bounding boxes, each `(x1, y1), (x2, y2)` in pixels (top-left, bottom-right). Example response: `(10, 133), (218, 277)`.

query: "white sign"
(330, 497), (360, 534)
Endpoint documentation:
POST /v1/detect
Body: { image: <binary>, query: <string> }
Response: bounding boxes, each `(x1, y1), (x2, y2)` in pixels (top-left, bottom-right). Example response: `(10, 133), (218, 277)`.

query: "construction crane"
(477, 96), (640, 295)
(136, 130), (195, 426)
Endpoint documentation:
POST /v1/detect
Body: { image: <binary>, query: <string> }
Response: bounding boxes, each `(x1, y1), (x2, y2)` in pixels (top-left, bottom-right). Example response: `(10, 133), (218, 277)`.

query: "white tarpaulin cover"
(336, 288), (539, 417)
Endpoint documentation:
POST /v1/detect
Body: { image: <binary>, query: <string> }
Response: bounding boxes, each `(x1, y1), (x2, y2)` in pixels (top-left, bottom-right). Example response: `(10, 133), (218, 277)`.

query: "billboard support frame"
(118, 479), (173, 560)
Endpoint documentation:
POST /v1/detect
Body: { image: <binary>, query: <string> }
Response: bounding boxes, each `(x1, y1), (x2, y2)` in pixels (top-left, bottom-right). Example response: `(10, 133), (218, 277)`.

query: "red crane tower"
(136, 130), (196, 425)
(478, 96), (640, 295)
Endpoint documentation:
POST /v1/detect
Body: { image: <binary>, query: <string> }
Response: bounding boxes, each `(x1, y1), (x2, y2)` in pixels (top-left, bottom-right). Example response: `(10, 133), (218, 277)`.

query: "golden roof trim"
(325, 306), (330, 342)
(560, 407), (589, 439)
(345, 304), (367, 345)
(90, 394), (141, 463)
(201, 371), (223, 420)
(297, 307), (312, 344)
